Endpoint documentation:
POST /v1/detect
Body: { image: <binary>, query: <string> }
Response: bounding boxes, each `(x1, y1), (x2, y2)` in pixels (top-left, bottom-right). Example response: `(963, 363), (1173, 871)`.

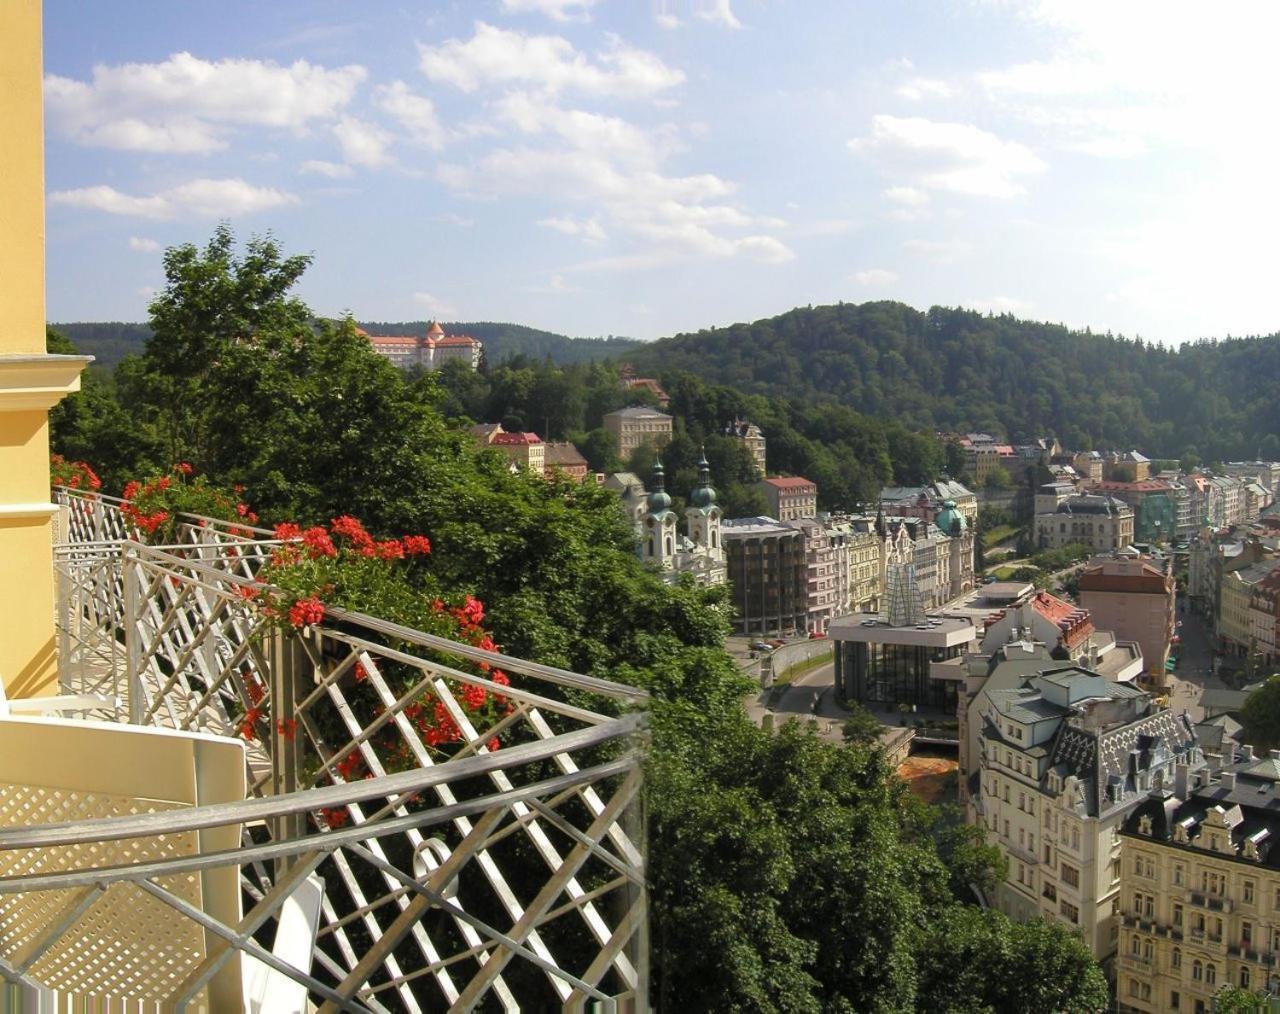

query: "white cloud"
(412, 292), (458, 316)
(964, 295), (1030, 315)
(735, 235), (795, 263)
(695, 0), (742, 29)
(850, 114), (1045, 198)
(903, 238), (972, 263)
(501, 0), (599, 21)
(376, 81), (446, 150)
(334, 116), (394, 169)
(435, 212), (474, 227)
(418, 22), (684, 96)
(493, 91), (666, 166)
(896, 77), (955, 101)
(538, 215), (608, 241)
(524, 272), (581, 293)
(853, 268), (898, 286)
(45, 52), (366, 153)
(655, 12), (681, 29)
(300, 159), (355, 179)
(128, 236), (161, 253)
(50, 178), (298, 220)
(884, 185), (929, 207)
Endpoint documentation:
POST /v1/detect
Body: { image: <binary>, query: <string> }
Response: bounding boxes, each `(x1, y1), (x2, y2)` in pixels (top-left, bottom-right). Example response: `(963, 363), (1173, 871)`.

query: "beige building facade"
(603, 406), (673, 459)
(1119, 751), (1280, 1014)
(1035, 494), (1135, 553)
(1078, 556), (1176, 683)
(759, 476), (818, 521)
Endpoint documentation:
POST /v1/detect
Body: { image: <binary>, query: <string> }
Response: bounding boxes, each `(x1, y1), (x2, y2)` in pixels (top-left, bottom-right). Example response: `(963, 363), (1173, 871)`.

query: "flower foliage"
(121, 463), (257, 541)
(50, 454), (101, 496)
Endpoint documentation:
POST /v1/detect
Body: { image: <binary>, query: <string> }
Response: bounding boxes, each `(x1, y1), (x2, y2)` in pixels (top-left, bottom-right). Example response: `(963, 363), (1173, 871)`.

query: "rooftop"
(828, 612), (977, 648)
(761, 476), (817, 491)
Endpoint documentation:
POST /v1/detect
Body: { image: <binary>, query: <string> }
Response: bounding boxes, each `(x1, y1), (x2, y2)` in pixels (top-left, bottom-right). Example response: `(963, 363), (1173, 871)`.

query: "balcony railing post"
(268, 627), (306, 874)
(123, 547), (144, 724)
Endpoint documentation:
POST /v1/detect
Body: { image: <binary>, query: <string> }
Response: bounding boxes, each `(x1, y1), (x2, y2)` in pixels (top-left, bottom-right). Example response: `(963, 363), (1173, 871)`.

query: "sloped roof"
(763, 476), (817, 491)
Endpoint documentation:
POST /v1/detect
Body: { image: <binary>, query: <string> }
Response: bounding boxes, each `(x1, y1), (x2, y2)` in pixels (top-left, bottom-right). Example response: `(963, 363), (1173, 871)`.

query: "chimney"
(1241, 744), (1255, 761)
(1175, 763), (1189, 798)
(1221, 771), (1237, 791)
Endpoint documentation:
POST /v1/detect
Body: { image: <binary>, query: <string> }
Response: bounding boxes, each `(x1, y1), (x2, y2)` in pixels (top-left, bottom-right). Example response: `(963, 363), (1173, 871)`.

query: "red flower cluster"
(330, 515), (374, 550)
(462, 683), (487, 710)
(120, 466), (254, 542)
(274, 522), (302, 541)
(240, 706), (263, 740)
(302, 526), (337, 558)
(335, 751), (365, 780)
(276, 718), (298, 741)
(403, 535), (432, 556)
(288, 596), (325, 629)
(175, 462), (194, 475)
(321, 807), (349, 829)
(51, 455), (103, 494)
(353, 661), (368, 682)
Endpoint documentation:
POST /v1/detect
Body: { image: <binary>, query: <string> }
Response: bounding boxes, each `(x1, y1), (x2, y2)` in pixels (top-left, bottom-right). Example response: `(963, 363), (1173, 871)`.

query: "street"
(1163, 595), (1227, 724)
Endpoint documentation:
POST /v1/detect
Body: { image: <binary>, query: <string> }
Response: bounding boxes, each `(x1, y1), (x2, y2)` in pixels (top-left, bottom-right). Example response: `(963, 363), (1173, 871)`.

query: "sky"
(41, 0), (1280, 344)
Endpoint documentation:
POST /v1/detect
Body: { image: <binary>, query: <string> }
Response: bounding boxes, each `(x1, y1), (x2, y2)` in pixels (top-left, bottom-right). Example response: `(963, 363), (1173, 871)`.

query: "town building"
(1074, 451), (1105, 483)
(1119, 748), (1280, 1014)
(1210, 475), (1246, 528)
(604, 471), (648, 526)
(1222, 461), (1280, 495)
(1035, 494), (1135, 553)
(603, 406), (673, 460)
(980, 590), (1097, 662)
(1248, 570), (1280, 668)
(759, 476), (818, 521)
(784, 518), (845, 633)
(724, 418), (767, 477)
(618, 364), (670, 407)
(878, 478), (978, 525)
(543, 441), (590, 481)
(362, 322), (483, 371)
(636, 459), (726, 587)
(846, 523), (883, 614)
(1219, 559), (1280, 657)
(1090, 480), (1178, 544)
(955, 433), (1011, 487)
(970, 668), (1202, 963)
(489, 431), (545, 476)
(722, 516), (808, 635)
(1106, 450), (1153, 482)
(1078, 555), (1177, 686)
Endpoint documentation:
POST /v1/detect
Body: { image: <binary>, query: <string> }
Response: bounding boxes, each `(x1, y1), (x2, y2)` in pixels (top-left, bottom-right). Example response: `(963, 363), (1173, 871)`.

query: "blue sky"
(43, 1), (1280, 343)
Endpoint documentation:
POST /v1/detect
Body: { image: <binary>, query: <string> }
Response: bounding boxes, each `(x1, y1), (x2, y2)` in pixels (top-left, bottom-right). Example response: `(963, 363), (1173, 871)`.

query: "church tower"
(685, 450), (726, 585)
(642, 460), (678, 573)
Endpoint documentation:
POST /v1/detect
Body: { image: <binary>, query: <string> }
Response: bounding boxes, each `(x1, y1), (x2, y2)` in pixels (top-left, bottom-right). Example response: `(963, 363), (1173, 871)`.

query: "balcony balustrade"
(10, 489), (650, 1011)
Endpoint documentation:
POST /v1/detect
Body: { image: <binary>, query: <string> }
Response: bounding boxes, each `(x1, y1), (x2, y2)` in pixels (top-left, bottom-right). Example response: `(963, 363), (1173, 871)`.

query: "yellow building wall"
(0, 0), (87, 697)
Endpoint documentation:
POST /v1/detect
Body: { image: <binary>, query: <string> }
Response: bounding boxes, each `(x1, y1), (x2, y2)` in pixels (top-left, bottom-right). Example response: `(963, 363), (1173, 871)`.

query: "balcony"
(17, 489), (650, 1010)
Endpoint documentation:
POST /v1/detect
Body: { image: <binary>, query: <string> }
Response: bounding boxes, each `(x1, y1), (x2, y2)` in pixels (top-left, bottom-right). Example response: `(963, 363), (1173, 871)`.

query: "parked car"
(750, 640), (771, 651)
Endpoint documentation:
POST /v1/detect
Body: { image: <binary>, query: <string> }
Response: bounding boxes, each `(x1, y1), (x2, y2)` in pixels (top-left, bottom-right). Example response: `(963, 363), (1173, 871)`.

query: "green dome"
(690, 450), (717, 509)
(935, 499), (967, 534)
(647, 461), (672, 513)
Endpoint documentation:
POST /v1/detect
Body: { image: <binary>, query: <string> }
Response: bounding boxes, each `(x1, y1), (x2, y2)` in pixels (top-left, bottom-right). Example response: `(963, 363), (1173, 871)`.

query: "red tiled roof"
(434, 335), (481, 347)
(763, 476), (816, 490)
(1030, 591), (1095, 649)
(492, 432), (543, 445)
(1090, 480), (1171, 492)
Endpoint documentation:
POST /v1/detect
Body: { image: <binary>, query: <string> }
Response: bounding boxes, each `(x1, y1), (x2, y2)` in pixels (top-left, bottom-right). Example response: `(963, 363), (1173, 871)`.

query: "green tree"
(842, 702), (883, 746)
(1241, 675), (1280, 753)
(914, 907), (1109, 1013)
(984, 465), (1013, 490)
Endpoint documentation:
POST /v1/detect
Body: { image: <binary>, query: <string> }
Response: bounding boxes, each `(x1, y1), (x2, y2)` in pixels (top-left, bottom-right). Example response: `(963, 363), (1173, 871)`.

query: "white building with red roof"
(360, 321), (483, 371)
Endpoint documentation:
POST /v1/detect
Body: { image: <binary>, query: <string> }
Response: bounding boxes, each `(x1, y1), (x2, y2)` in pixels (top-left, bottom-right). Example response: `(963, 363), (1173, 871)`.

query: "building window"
(1192, 960), (1202, 982)
(1060, 900), (1078, 923)
(1206, 964), (1217, 986)
(1172, 948), (1181, 969)
(1174, 863), (1184, 886)
(1241, 967), (1251, 989)
(1245, 880), (1255, 904)
(1173, 903), (1183, 927)
(1061, 863), (1079, 889)
(1170, 990), (1180, 1010)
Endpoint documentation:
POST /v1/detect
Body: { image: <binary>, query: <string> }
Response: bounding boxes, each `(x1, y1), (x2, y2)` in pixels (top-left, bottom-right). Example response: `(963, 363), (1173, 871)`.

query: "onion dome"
(647, 460), (672, 513)
(935, 499), (967, 534)
(690, 449), (717, 509)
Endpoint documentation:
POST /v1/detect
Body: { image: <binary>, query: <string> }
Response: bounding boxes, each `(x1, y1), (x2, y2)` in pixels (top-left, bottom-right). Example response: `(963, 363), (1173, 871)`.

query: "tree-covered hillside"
(623, 301), (1280, 460)
(53, 319), (643, 371)
(359, 320), (642, 364)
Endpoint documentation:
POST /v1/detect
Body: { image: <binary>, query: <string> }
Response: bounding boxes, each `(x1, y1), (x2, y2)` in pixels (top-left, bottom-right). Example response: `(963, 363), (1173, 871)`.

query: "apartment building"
(1078, 555), (1176, 684)
(1249, 571), (1280, 667)
(725, 418), (767, 477)
(1119, 749), (1280, 1014)
(759, 476), (818, 521)
(362, 322), (483, 370)
(878, 479), (978, 525)
(971, 669), (1202, 963)
(784, 518), (844, 633)
(490, 431), (546, 476)
(721, 517), (808, 635)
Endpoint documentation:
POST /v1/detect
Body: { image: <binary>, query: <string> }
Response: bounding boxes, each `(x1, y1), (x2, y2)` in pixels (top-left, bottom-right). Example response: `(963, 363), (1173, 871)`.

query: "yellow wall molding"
(0, 354), (93, 411)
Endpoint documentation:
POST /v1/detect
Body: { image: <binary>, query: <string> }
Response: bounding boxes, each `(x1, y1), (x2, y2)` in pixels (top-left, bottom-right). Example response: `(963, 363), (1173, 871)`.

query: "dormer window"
(1138, 815), (1153, 836)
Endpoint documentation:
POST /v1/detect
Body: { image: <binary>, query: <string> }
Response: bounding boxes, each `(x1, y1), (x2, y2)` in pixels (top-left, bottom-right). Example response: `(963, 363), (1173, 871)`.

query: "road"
(744, 658), (847, 743)
(1163, 595), (1226, 724)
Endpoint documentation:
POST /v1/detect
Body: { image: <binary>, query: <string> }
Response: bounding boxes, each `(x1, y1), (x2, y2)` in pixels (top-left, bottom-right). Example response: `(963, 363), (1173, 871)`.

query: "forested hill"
(53, 319), (642, 369)
(622, 301), (1280, 461)
(359, 321), (642, 364)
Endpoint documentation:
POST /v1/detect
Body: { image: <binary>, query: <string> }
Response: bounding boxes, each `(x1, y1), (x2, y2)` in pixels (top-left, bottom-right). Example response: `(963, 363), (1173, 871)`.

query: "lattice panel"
(0, 783), (205, 1003)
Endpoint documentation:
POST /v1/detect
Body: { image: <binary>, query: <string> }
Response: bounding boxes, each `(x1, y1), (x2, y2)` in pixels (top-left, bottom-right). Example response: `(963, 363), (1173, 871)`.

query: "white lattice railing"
(26, 489), (650, 1011)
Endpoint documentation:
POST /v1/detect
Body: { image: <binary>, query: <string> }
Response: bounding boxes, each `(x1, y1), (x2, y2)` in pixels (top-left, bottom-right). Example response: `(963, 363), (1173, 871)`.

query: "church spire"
(690, 447), (717, 509)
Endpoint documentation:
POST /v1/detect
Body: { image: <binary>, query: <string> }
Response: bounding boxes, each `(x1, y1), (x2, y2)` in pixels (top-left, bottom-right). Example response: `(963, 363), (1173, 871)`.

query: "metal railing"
(29, 489), (650, 1011)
